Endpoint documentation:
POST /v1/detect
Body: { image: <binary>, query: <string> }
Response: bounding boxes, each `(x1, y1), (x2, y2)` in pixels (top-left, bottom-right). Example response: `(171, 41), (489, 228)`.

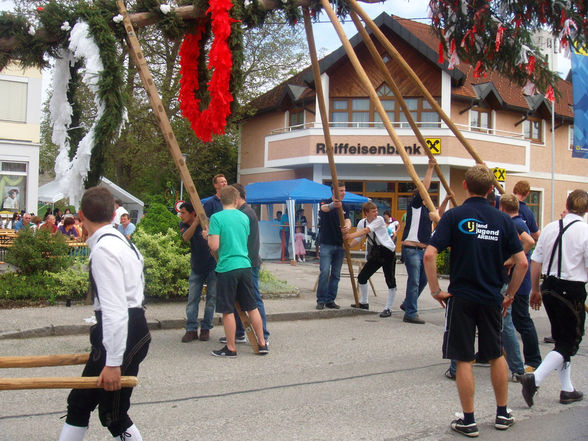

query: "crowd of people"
(1, 199), (136, 244)
(5, 167), (584, 441)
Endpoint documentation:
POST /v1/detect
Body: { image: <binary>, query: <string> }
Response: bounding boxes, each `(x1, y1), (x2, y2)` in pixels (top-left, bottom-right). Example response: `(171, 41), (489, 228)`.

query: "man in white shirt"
(520, 189), (588, 407)
(113, 199), (129, 227)
(59, 187), (150, 441)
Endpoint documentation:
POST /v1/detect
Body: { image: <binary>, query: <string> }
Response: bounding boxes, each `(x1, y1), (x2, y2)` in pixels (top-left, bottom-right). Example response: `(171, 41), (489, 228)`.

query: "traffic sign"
(174, 200), (184, 212)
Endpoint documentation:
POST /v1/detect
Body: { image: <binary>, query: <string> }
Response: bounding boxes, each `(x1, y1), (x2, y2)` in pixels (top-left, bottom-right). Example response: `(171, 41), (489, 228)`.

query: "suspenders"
(89, 232), (141, 302)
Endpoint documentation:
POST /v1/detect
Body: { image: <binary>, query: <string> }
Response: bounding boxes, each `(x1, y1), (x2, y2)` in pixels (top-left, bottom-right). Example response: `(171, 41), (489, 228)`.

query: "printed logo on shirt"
(458, 218), (500, 241)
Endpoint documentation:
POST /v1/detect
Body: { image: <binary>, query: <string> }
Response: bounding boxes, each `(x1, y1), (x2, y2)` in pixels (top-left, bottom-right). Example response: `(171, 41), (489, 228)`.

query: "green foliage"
(44, 262), (89, 301)
(132, 228), (190, 298)
(259, 267), (298, 295)
(5, 229), (71, 275)
(136, 202), (182, 238)
(0, 272), (60, 303)
(436, 249), (450, 276)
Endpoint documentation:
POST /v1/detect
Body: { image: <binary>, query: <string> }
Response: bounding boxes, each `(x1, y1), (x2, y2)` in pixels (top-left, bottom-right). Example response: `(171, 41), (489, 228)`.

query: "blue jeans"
(511, 294), (542, 368)
(449, 307), (524, 375)
(502, 305), (524, 374)
(235, 266), (270, 340)
(186, 269), (217, 331)
(403, 247), (427, 318)
(316, 243), (345, 304)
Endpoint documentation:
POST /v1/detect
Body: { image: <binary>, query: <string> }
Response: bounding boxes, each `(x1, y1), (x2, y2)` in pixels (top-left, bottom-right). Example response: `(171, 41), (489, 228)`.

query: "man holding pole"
(59, 187), (150, 441)
(316, 182), (351, 310)
(400, 159), (435, 324)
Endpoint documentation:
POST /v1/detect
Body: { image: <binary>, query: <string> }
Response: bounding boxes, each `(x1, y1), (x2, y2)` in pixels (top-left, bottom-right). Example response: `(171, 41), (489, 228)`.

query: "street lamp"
(180, 153), (188, 201)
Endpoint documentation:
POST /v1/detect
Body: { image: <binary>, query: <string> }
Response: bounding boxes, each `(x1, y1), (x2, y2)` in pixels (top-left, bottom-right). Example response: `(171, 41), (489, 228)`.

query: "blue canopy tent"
(243, 179), (368, 260)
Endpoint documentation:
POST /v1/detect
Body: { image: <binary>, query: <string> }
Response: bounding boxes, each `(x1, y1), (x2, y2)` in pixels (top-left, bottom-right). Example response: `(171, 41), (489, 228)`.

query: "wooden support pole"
(0, 376), (138, 391)
(116, 0), (258, 353)
(348, 0), (505, 195)
(319, 0), (440, 223)
(302, 8), (360, 307)
(0, 353), (89, 369)
(348, 11), (457, 208)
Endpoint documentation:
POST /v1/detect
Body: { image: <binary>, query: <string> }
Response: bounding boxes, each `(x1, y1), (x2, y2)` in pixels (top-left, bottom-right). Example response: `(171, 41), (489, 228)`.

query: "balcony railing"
(269, 121), (526, 140)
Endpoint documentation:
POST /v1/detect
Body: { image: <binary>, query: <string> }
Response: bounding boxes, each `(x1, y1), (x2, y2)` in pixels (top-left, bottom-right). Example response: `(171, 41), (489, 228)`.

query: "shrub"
(436, 249), (450, 275)
(44, 261), (89, 301)
(0, 272), (59, 302)
(136, 202), (181, 238)
(0, 259), (89, 305)
(5, 229), (71, 275)
(132, 228), (190, 298)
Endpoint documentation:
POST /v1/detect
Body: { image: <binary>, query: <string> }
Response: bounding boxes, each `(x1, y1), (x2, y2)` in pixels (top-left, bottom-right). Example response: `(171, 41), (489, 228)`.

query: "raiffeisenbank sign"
(315, 142), (425, 155)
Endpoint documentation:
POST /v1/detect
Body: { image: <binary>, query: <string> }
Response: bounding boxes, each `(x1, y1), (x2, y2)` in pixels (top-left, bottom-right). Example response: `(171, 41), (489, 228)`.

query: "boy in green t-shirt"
(208, 185), (268, 357)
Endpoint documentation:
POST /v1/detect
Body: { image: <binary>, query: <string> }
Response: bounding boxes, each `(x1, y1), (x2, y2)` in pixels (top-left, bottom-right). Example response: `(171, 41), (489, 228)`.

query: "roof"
(247, 12), (573, 120)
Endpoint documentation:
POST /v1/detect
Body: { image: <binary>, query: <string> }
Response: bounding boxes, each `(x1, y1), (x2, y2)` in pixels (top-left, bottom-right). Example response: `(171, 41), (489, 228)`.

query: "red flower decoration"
(37, 7), (44, 11)
(179, 0), (236, 143)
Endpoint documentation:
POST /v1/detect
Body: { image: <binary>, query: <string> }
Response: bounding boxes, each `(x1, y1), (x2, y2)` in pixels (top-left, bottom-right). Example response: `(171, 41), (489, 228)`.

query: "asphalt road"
(1, 309), (586, 440)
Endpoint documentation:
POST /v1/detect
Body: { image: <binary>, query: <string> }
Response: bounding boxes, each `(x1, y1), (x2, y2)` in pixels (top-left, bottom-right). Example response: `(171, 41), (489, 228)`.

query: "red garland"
(178, 0), (236, 143)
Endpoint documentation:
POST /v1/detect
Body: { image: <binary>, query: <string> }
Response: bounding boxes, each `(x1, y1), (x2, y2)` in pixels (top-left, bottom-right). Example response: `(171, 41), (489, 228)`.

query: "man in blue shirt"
(499, 194), (542, 371)
(203, 174), (227, 216)
(424, 165), (528, 437)
(14, 212), (31, 231)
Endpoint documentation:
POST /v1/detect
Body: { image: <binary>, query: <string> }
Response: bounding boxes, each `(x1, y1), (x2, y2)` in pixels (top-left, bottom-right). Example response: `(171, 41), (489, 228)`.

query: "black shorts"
(216, 268), (258, 314)
(443, 296), (502, 362)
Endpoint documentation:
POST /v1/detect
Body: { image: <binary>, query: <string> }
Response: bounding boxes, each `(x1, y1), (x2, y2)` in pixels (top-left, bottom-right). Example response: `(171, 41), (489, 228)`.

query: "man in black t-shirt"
(179, 202), (217, 343)
(316, 183), (351, 309)
(424, 165), (528, 437)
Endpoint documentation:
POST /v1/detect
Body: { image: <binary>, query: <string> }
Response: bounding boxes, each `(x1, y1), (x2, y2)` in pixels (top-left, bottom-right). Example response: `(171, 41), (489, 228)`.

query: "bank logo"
(493, 167), (506, 182)
(425, 138), (441, 155)
(458, 218), (480, 234)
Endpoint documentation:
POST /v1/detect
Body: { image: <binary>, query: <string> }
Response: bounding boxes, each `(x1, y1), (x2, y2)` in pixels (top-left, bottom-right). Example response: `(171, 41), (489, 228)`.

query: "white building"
(0, 63), (42, 216)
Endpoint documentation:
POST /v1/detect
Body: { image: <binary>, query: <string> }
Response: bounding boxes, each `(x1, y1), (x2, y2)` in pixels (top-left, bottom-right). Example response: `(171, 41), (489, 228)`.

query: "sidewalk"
(0, 259), (449, 340)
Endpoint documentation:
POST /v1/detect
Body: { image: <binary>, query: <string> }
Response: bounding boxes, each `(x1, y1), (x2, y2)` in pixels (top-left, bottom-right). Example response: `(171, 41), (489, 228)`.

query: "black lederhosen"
(357, 244), (397, 289)
(540, 218), (586, 362)
(65, 308), (150, 436)
(541, 276), (586, 362)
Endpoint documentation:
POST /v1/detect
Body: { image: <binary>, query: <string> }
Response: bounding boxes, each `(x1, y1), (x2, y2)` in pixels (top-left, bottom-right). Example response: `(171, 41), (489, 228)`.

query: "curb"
(0, 308), (374, 340)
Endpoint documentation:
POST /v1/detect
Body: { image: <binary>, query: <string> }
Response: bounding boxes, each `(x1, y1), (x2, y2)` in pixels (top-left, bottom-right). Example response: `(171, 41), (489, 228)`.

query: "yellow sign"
(425, 138), (441, 155)
(493, 167), (506, 182)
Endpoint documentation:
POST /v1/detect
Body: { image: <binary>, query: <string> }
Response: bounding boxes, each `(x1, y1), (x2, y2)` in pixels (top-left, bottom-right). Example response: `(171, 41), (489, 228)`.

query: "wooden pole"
(348, 0), (505, 195)
(319, 0), (440, 223)
(116, 0), (258, 353)
(0, 376), (138, 391)
(302, 8), (360, 307)
(349, 11), (457, 208)
(0, 353), (89, 369)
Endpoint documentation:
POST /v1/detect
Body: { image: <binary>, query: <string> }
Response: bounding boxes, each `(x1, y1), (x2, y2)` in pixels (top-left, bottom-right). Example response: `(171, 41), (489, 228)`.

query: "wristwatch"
(504, 293), (514, 300)
(431, 288), (442, 297)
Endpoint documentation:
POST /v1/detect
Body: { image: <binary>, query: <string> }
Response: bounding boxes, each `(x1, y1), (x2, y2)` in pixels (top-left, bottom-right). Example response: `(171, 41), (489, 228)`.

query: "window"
(0, 80), (27, 122)
(289, 109), (304, 129)
(527, 190), (542, 227)
(330, 86), (440, 128)
(0, 161), (28, 212)
(523, 117), (543, 143)
(471, 107), (491, 133)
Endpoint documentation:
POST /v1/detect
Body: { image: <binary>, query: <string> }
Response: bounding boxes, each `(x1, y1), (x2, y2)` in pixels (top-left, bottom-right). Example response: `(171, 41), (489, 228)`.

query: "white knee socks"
(557, 361), (574, 392)
(115, 424), (143, 440)
(534, 350), (564, 386)
(359, 283), (369, 304)
(386, 287), (397, 310)
(59, 423), (88, 441)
